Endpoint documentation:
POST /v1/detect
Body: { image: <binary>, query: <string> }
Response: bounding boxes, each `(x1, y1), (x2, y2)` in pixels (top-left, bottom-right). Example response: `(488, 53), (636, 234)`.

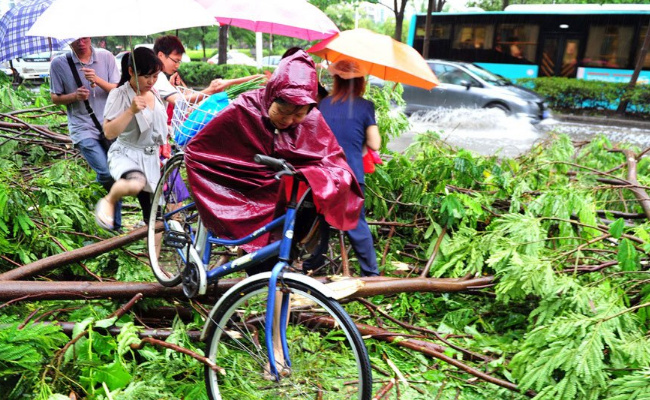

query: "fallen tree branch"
(0, 224), (156, 281)
(421, 227), (447, 278)
(131, 337), (225, 375)
(0, 276), (495, 302)
(49, 321), (203, 341)
(610, 148), (650, 219)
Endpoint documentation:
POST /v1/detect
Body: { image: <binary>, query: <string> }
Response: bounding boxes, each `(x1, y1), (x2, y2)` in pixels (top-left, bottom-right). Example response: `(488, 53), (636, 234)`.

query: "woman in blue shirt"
(307, 59), (381, 277)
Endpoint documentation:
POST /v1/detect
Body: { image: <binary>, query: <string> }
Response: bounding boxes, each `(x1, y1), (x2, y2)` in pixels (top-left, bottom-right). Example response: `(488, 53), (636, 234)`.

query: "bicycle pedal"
(163, 230), (191, 249)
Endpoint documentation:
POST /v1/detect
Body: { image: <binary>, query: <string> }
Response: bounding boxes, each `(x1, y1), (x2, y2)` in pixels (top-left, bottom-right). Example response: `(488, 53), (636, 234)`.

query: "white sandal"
(94, 198), (114, 230)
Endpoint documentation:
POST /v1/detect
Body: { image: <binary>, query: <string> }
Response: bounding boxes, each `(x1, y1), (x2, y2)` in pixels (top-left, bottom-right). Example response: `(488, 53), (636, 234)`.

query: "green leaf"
(95, 316), (118, 329)
(93, 360), (132, 391)
(422, 369), (445, 381)
(617, 238), (639, 271)
(609, 218), (625, 239)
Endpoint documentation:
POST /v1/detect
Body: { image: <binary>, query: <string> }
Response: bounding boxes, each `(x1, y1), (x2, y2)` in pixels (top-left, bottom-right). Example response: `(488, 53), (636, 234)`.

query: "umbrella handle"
(129, 37), (140, 95)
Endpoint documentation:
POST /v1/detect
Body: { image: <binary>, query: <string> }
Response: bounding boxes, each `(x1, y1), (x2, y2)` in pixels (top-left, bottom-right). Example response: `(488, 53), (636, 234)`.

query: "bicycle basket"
(171, 86), (230, 147)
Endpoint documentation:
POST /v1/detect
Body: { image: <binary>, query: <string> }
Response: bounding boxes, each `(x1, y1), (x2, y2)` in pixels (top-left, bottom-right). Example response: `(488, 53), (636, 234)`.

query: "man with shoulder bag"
(49, 37), (123, 231)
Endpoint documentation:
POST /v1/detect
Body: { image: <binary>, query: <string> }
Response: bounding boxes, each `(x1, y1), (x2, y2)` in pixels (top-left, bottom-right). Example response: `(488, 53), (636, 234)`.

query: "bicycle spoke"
(204, 276), (372, 400)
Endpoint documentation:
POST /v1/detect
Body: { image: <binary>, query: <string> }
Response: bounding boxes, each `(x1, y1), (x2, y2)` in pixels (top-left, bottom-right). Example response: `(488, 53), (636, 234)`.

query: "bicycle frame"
(162, 174), (305, 379)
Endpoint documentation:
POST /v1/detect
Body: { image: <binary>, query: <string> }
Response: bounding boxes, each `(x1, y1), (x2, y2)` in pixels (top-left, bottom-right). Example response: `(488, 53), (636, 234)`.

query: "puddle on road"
(391, 108), (544, 158)
(538, 120), (650, 150)
(389, 108), (650, 157)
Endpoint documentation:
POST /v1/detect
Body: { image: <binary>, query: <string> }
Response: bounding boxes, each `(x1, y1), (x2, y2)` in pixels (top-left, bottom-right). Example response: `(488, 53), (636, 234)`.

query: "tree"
(392, 0), (408, 41)
(617, 23), (650, 115)
(217, 25), (229, 65)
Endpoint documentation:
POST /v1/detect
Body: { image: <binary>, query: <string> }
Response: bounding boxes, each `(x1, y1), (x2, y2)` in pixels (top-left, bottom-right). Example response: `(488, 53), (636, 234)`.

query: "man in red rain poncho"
(184, 50), (364, 267)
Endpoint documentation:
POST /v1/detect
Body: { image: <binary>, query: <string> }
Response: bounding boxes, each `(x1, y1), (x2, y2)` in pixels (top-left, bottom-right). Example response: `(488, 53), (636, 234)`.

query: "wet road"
(388, 108), (650, 157)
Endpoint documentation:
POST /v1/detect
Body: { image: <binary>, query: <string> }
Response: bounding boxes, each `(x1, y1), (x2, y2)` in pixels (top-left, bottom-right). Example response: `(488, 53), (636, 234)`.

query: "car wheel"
(485, 102), (510, 115)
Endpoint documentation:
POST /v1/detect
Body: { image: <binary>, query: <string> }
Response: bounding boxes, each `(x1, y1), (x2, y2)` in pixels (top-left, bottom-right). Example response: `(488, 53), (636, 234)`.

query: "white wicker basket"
(171, 86), (217, 147)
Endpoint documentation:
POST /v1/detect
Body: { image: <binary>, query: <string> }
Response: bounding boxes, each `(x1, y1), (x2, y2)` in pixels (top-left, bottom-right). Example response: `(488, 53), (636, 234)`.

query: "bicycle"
(147, 151), (373, 399)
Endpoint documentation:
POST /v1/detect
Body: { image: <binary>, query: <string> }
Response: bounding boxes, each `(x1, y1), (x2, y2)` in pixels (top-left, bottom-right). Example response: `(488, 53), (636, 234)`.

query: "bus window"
(414, 23), (451, 60)
(561, 40), (579, 77)
(584, 25), (634, 68)
(416, 23), (451, 40)
(496, 24), (539, 63)
(453, 24), (494, 50)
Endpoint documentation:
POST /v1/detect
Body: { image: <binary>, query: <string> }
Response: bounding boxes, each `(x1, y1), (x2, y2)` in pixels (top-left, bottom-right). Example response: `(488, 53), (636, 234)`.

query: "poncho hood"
(184, 50), (363, 252)
(261, 52), (318, 114)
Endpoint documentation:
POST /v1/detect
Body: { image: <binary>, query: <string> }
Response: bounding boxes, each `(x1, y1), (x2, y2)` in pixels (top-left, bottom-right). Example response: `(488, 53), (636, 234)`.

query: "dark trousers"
(304, 186), (379, 277)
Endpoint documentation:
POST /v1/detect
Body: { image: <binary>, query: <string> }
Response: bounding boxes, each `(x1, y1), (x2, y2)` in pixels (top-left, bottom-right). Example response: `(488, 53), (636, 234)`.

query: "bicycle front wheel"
(147, 153), (199, 286)
(204, 274), (372, 400)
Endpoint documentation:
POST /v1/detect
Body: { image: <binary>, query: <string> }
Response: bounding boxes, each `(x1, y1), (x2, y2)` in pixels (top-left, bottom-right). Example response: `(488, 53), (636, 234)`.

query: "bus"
(407, 4), (650, 83)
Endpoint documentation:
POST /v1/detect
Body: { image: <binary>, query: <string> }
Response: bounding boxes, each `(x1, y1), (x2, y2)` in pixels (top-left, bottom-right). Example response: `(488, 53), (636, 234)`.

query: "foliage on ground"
(0, 76), (649, 399)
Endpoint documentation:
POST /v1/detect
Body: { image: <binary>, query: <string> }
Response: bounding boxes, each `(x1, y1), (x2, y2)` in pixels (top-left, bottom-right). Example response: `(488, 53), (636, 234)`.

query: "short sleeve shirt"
(153, 72), (178, 103)
(319, 96), (376, 184)
(49, 48), (120, 143)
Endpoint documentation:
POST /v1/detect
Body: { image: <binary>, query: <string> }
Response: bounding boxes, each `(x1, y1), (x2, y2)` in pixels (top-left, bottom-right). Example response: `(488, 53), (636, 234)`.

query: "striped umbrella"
(0, 0), (75, 63)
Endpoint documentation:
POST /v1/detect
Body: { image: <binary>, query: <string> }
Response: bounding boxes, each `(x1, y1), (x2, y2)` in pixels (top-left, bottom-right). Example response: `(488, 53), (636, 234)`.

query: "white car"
(262, 55), (281, 67)
(207, 50), (258, 67)
(1, 61), (14, 78)
(12, 51), (66, 81)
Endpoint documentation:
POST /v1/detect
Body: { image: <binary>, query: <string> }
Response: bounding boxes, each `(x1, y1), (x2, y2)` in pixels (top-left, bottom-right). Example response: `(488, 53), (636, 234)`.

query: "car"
(11, 50), (66, 81)
(261, 55), (281, 68)
(1, 61), (14, 78)
(207, 50), (258, 67)
(115, 50), (129, 71)
(373, 60), (550, 123)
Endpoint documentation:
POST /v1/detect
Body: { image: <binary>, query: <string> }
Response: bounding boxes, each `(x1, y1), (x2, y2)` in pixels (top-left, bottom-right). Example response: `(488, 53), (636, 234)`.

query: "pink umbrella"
(197, 0), (339, 41)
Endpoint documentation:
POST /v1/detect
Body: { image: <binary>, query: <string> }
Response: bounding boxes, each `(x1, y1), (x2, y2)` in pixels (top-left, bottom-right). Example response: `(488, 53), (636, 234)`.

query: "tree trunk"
(616, 23), (650, 115)
(201, 27), (207, 61)
(422, 0), (434, 59)
(392, 0), (408, 42)
(218, 25), (229, 65)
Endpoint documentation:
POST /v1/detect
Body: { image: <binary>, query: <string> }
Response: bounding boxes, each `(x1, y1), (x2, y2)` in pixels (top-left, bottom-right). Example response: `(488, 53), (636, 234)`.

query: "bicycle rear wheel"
(147, 153), (200, 286)
(204, 274), (372, 400)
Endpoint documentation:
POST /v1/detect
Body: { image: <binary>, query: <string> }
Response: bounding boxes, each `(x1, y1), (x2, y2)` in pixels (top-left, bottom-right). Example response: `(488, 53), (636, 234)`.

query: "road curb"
(553, 113), (650, 130)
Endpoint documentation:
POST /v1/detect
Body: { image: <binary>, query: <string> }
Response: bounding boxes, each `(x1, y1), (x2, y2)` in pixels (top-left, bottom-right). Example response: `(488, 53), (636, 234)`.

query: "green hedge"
(177, 62), (268, 87)
(185, 49), (217, 61)
(518, 77), (650, 115)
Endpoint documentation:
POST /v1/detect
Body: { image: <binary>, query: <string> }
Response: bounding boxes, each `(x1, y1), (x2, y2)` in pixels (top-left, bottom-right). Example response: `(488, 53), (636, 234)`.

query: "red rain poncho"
(184, 51), (363, 251)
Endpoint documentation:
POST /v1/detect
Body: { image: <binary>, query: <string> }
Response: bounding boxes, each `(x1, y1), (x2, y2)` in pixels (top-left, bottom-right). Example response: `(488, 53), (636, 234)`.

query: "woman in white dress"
(94, 47), (167, 230)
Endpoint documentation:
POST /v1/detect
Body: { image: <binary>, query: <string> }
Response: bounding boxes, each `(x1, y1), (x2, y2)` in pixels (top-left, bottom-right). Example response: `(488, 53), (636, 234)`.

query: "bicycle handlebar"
(254, 154), (295, 174)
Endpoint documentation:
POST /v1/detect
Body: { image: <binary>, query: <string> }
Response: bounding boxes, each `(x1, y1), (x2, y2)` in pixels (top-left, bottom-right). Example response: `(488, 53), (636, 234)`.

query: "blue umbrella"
(0, 0), (75, 63)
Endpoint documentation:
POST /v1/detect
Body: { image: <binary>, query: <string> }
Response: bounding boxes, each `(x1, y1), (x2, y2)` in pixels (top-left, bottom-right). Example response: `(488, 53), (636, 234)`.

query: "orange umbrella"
(307, 28), (438, 90)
